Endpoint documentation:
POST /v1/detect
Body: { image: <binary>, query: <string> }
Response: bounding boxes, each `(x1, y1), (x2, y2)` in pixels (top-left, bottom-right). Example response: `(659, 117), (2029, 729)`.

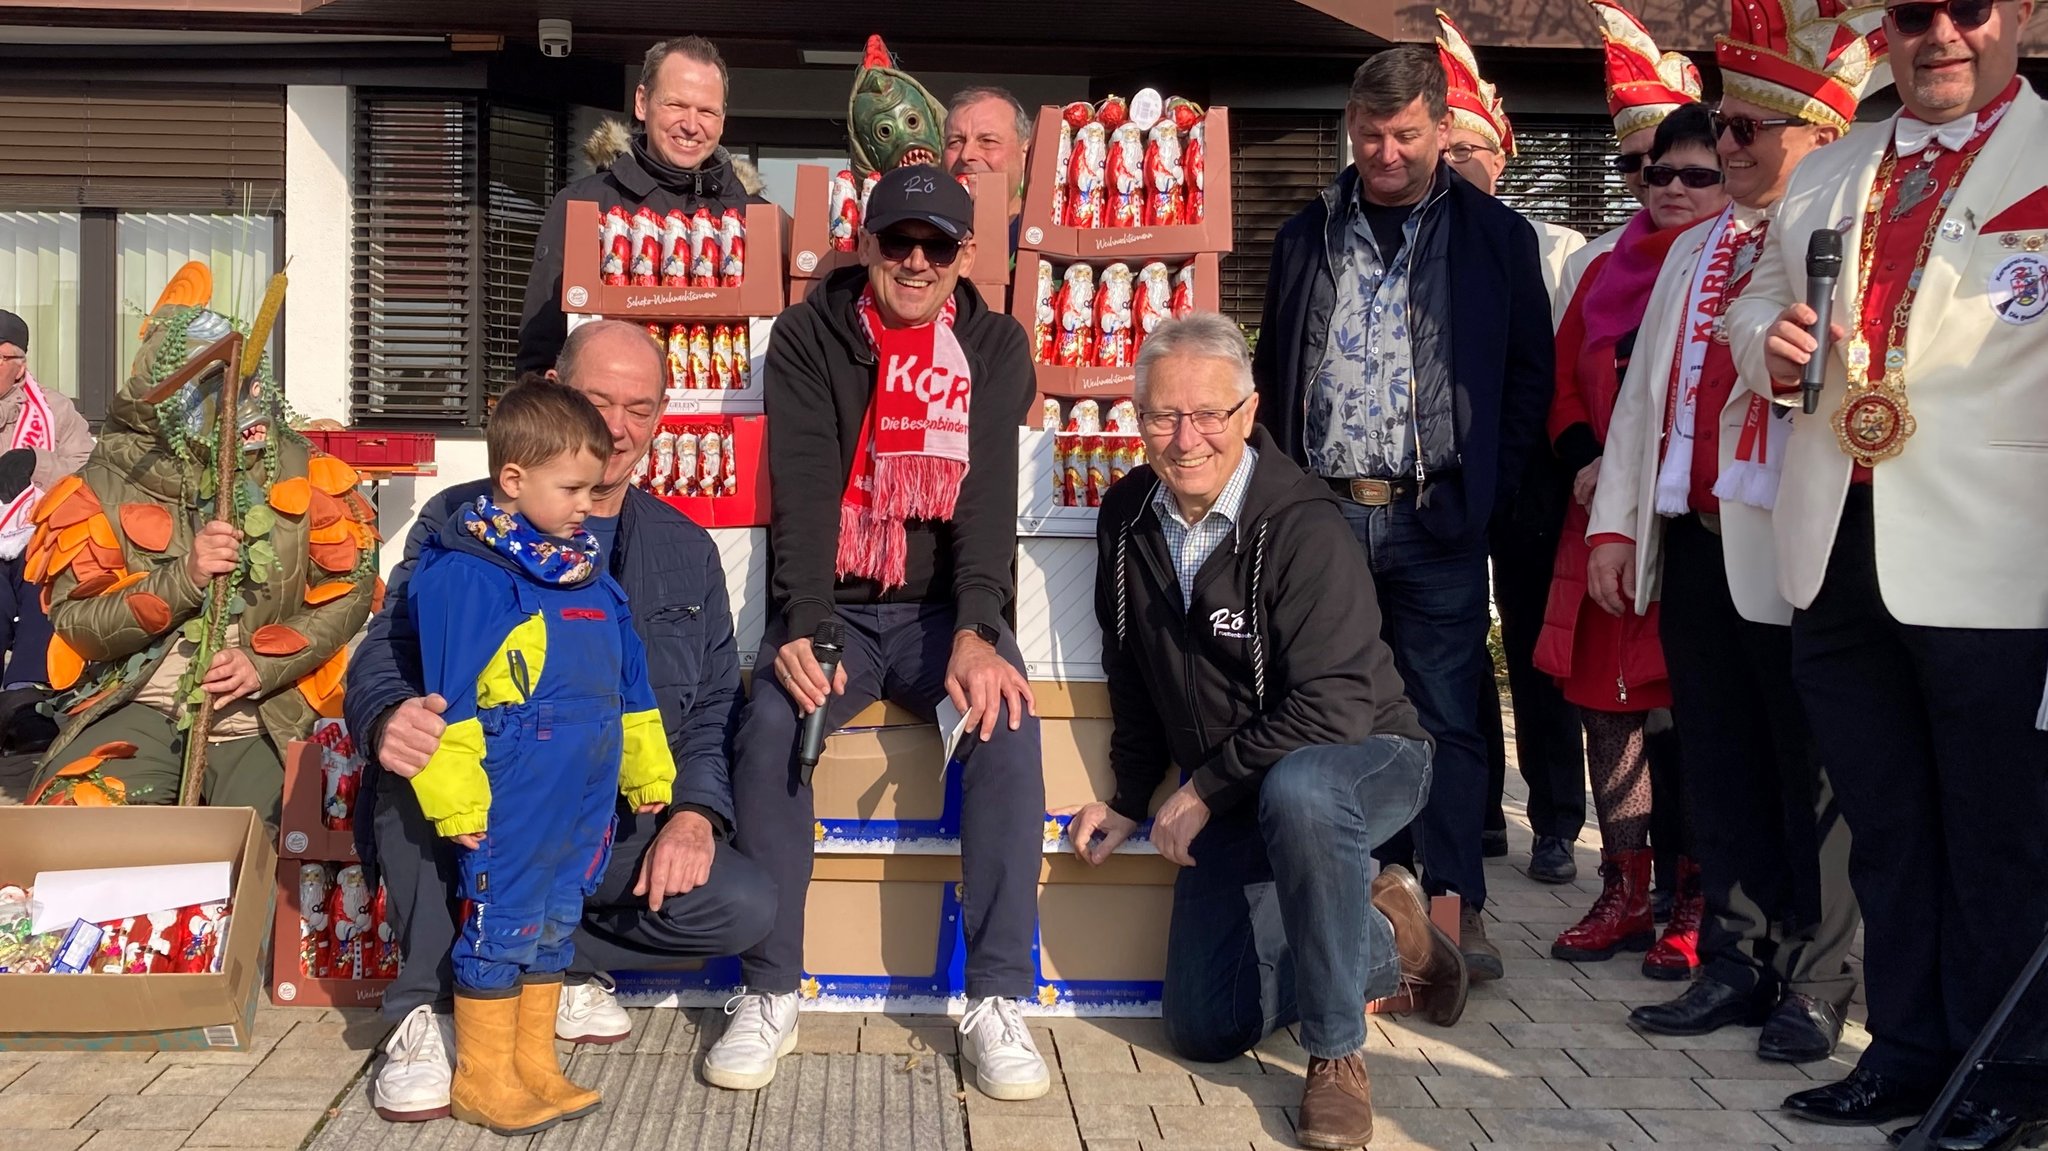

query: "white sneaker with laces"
(958, 996), (1051, 1101)
(557, 973), (633, 1044)
(702, 990), (801, 1091)
(371, 1004), (455, 1122)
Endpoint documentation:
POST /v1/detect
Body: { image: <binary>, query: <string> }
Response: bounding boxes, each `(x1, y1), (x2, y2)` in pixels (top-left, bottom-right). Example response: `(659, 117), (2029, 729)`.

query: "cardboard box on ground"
(0, 807), (275, 1051)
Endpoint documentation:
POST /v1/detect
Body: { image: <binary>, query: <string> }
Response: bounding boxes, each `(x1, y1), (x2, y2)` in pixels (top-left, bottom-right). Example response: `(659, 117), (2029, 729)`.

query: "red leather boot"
(1643, 857), (1702, 980)
(1551, 849), (1655, 961)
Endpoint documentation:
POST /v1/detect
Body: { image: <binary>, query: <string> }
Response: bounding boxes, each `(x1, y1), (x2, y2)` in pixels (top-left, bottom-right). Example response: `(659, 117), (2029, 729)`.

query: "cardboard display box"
(708, 526), (767, 670)
(1017, 534), (1104, 681)
(788, 165), (1010, 296)
(659, 315), (771, 416)
(277, 738), (357, 861)
(1012, 251), (1220, 403)
(269, 859), (391, 1010)
(1017, 105), (1233, 260)
(657, 413), (770, 528)
(560, 200), (788, 320)
(0, 807), (275, 1051)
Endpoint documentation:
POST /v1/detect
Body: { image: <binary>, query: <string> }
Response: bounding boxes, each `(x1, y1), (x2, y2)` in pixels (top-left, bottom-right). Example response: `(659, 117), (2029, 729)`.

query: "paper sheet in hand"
(935, 698), (976, 779)
(30, 862), (232, 935)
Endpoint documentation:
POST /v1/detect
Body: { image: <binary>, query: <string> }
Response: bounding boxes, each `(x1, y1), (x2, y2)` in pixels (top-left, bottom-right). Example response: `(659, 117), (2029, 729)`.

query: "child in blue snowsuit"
(405, 379), (674, 1136)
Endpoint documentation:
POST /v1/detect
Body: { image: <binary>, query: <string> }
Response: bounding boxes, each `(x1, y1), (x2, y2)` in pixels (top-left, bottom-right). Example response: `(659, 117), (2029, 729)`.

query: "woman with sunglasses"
(1537, 103), (1725, 980)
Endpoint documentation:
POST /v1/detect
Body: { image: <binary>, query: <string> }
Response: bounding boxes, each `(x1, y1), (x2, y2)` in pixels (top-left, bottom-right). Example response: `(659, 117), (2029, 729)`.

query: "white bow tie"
(1895, 114), (1977, 157)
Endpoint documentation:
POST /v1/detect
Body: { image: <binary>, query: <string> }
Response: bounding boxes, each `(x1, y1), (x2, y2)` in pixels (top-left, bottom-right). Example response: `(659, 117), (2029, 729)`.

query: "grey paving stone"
(1418, 1075), (1565, 1108)
(2, 1060), (162, 1097)
(1495, 1023), (1650, 1051)
(218, 1072), (360, 1112)
(1697, 1076), (1828, 1109)
(76, 1093), (218, 1131)
(1066, 1072), (1198, 1107)
(1565, 1048), (1711, 1078)
(1508, 998), (1632, 1024)
(1762, 1112), (1897, 1146)
(76, 1132), (187, 1151)
(1150, 1105), (1292, 1144)
(1072, 1103), (1157, 1141)
(1628, 1107), (1783, 1142)
(1366, 1107), (1488, 1144)
(1188, 1072), (1299, 1108)
(1476, 979), (1596, 1001)
(1684, 1049), (1814, 1080)
(1547, 1075), (1718, 1109)
(961, 1112), (1081, 1151)
(1641, 1026), (1766, 1051)
(1471, 1106), (1651, 1142)
(140, 1063), (252, 1096)
(746, 1052), (967, 1151)
(1425, 1046), (1586, 1079)
(183, 1108), (332, 1148)
(0, 1133), (88, 1151)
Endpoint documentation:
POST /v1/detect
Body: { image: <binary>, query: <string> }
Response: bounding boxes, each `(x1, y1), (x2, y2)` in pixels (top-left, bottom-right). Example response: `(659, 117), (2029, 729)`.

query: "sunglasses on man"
(1711, 110), (1805, 147)
(1613, 151), (1650, 175)
(1888, 0), (2006, 35)
(875, 230), (963, 267)
(1642, 164), (1726, 189)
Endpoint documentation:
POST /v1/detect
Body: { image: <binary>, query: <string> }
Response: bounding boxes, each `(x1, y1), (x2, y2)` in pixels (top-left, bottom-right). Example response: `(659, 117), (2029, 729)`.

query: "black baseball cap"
(863, 164), (974, 240)
(0, 310), (25, 353)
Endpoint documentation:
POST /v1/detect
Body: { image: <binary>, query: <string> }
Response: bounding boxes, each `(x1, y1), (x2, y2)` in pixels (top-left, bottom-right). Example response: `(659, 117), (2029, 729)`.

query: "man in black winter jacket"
(1251, 46), (1554, 980)
(1068, 314), (1467, 1151)
(703, 166), (1051, 1103)
(515, 36), (767, 374)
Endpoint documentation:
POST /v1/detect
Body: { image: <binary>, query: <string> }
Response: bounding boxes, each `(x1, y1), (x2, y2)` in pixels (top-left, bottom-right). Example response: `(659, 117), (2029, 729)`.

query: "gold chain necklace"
(1835, 145), (1980, 467)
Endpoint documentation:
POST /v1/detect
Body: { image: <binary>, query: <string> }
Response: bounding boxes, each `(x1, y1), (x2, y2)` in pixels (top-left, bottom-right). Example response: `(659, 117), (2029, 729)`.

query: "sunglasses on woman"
(1711, 110), (1804, 147)
(1642, 165), (1725, 189)
(875, 230), (963, 267)
(1888, 0), (2004, 35)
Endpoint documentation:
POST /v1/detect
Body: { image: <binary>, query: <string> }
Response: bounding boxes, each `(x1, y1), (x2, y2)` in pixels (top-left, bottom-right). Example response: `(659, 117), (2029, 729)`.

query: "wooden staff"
(177, 333), (244, 806)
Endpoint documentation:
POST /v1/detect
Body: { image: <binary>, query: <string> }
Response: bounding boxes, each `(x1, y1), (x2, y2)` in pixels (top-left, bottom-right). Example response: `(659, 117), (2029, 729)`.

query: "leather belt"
(1325, 475), (1419, 506)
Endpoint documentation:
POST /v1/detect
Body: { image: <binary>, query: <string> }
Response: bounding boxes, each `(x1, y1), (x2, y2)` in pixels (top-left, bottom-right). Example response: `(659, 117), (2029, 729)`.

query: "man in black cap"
(704, 165), (1048, 1102)
(0, 309), (92, 752)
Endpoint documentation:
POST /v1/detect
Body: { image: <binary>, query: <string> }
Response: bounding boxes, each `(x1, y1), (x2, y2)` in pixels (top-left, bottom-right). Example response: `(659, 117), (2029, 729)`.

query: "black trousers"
(1659, 513), (1858, 1007)
(373, 769), (777, 1023)
(1486, 517), (1588, 843)
(1792, 486), (2048, 1089)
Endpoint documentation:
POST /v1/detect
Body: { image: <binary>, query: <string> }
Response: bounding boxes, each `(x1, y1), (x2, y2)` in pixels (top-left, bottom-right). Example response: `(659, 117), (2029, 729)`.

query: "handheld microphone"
(796, 619), (846, 787)
(1801, 229), (1843, 415)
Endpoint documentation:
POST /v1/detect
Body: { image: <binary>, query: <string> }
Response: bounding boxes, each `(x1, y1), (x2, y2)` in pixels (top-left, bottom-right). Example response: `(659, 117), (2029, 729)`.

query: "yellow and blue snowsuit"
(406, 497), (674, 993)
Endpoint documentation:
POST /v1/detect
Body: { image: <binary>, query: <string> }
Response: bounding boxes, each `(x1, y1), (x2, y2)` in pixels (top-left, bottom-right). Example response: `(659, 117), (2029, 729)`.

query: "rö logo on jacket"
(1209, 607), (1247, 639)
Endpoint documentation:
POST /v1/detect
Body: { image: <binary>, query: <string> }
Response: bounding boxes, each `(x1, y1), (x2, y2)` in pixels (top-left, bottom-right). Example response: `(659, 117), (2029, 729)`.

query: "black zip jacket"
(516, 137), (766, 374)
(1096, 427), (1430, 822)
(1252, 162), (1555, 545)
(765, 265), (1033, 643)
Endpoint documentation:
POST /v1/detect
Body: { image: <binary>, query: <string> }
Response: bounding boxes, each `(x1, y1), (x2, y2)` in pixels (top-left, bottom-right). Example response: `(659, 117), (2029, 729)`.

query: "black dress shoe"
(1651, 886), (1675, 923)
(1481, 828), (1509, 858)
(0, 686), (55, 756)
(1889, 1102), (2048, 1151)
(1629, 977), (1776, 1036)
(1783, 1067), (1936, 1127)
(1758, 991), (1843, 1063)
(1527, 836), (1577, 884)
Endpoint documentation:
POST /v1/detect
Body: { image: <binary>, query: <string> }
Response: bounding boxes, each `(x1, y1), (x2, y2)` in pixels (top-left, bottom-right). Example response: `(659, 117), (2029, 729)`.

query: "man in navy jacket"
(345, 320), (774, 1123)
(1252, 44), (1554, 982)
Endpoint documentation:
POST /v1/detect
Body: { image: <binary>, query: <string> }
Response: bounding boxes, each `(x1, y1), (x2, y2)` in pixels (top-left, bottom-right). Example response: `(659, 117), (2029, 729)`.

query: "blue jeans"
(1162, 735), (1433, 1061)
(1338, 498), (1492, 911)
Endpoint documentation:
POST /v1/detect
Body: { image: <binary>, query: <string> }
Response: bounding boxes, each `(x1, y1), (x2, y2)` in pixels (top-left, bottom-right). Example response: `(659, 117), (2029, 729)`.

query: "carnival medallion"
(1835, 381), (1917, 466)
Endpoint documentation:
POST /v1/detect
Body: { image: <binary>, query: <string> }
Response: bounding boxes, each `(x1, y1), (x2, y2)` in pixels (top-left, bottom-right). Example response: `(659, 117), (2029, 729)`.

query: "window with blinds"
(351, 94), (564, 427)
(1224, 112), (1344, 328)
(0, 86), (284, 212)
(1497, 116), (1639, 238)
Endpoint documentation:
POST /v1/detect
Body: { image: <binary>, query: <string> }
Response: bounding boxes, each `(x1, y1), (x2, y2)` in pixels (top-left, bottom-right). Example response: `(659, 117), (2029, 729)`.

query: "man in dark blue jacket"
(345, 320), (774, 1123)
(1252, 44), (1554, 983)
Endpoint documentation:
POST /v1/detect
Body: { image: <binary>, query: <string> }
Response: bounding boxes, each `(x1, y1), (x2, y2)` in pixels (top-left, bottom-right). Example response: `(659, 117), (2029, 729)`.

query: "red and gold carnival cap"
(1591, 0), (1704, 142)
(1436, 10), (1517, 157)
(1715, 0), (1891, 133)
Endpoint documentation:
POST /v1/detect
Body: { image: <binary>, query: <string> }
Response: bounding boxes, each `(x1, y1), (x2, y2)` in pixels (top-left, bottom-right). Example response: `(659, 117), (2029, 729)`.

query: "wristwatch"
(962, 622), (999, 645)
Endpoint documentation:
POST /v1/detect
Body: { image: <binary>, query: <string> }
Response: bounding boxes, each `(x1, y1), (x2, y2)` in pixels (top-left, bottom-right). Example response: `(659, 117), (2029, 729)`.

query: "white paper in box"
(709, 526), (767, 669)
(30, 862), (232, 935)
(1016, 426), (1098, 538)
(1016, 536), (1104, 681)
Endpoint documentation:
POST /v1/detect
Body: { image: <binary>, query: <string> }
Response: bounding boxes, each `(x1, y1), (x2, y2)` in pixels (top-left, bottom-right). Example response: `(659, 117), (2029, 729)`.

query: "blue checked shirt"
(1151, 446), (1258, 610)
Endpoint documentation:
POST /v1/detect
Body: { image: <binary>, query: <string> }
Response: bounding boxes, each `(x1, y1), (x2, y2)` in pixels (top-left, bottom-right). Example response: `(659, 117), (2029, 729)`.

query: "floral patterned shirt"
(1306, 202), (1419, 478)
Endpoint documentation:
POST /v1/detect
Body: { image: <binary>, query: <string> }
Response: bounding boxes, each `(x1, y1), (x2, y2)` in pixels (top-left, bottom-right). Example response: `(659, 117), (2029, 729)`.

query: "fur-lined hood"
(581, 118), (763, 195)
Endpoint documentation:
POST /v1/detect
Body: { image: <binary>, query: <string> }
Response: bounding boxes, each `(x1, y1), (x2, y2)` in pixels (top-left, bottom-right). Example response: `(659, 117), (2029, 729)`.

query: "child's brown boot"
(514, 977), (602, 1119)
(450, 991), (561, 1135)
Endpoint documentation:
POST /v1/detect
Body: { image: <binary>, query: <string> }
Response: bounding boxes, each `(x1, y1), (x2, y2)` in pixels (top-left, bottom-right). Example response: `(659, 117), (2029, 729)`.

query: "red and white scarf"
(0, 374), (55, 561)
(1655, 208), (1771, 516)
(837, 288), (973, 589)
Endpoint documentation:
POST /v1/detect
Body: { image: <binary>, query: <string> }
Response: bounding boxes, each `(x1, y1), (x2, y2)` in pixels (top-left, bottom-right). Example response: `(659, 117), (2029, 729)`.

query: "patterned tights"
(1583, 710), (1653, 852)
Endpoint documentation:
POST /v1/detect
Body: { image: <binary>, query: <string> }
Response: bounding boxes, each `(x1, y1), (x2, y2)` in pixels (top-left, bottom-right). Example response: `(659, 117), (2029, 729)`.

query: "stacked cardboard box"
(787, 167), (1011, 310)
(270, 732), (395, 1010)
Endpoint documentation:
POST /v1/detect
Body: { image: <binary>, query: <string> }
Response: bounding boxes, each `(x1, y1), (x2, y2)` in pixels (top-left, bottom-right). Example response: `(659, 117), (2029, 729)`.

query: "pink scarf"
(1581, 211), (1678, 352)
(837, 287), (973, 589)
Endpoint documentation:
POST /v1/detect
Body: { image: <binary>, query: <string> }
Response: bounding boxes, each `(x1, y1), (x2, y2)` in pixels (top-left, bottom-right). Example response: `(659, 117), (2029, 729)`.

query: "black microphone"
(796, 619), (845, 787)
(1801, 229), (1843, 415)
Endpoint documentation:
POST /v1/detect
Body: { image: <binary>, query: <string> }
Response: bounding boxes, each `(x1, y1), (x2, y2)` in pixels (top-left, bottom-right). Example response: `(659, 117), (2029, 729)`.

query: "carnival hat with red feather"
(1716, 0), (1891, 133)
(1436, 10), (1516, 157)
(1590, 0), (1704, 142)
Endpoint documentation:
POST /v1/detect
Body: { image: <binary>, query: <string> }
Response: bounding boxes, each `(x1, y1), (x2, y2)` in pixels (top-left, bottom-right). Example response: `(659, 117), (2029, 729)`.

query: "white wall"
(283, 86), (352, 425)
(373, 439), (488, 580)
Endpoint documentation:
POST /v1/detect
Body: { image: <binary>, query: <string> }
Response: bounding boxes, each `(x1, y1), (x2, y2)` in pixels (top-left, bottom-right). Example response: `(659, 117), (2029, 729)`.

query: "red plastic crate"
(302, 430), (437, 470)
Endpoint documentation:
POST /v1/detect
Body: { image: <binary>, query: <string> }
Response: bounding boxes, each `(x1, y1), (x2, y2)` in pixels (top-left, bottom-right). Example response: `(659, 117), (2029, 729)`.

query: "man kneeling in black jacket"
(1068, 314), (1468, 1150)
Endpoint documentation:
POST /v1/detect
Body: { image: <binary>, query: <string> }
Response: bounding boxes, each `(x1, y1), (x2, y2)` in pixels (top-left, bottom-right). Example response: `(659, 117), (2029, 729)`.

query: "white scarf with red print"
(0, 373), (55, 561)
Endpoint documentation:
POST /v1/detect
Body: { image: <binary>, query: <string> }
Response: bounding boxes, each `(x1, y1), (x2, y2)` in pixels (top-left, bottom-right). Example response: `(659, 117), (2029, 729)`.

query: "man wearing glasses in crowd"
(704, 165), (1052, 1103)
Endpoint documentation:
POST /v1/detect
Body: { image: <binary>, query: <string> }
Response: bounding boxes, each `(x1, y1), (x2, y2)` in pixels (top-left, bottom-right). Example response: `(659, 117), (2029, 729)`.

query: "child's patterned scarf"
(461, 494), (601, 586)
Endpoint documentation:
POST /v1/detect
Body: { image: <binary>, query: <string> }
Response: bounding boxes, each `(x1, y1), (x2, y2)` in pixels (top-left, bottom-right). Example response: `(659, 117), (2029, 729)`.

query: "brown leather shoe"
(1297, 1051), (1374, 1150)
(1460, 905), (1505, 982)
(1370, 864), (1469, 1026)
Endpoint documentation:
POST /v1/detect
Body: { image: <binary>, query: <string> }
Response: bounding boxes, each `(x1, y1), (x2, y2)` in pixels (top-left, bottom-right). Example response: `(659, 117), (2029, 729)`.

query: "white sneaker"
(958, 996), (1051, 1101)
(370, 1004), (455, 1122)
(557, 973), (633, 1045)
(701, 990), (801, 1091)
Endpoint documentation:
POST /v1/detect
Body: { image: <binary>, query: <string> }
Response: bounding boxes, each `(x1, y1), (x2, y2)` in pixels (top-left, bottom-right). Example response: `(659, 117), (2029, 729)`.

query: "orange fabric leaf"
(308, 521), (350, 546)
(104, 571), (150, 594)
(97, 775), (127, 803)
(46, 538), (87, 580)
(31, 475), (83, 525)
(38, 582), (50, 615)
(56, 521), (91, 552)
(86, 741), (138, 760)
(308, 490), (345, 530)
(67, 688), (109, 715)
(120, 504), (175, 553)
(22, 543), (48, 584)
(69, 573), (119, 600)
(47, 635), (85, 690)
(51, 754), (106, 780)
(44, 488), (102, 529)
(86, 515), (118, 550)
(250, 624), (309, 657)
(128, 592), (172, 635)
(268, 477), (311, 516)
(372, 577), (386, 614)
(298, 648), (348, 719)
(25, 523), (50, 560)
(309, 539), (357, 573)
(69, 782), (113, 807)
(308, 456), (359, 496)
(84, 542), (125, 575)
(304, 580), (355, 605)
(147, 261), (213, 322)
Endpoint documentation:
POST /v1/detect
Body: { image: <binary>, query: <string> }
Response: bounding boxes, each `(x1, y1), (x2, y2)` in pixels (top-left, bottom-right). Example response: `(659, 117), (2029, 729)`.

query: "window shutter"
(1497, 116), (1639, 238)
(350, 93), (480, 426)
(1224, 111), (1343, 329)
(0, 85), (284, 212)
(483, 106), (565, 404)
